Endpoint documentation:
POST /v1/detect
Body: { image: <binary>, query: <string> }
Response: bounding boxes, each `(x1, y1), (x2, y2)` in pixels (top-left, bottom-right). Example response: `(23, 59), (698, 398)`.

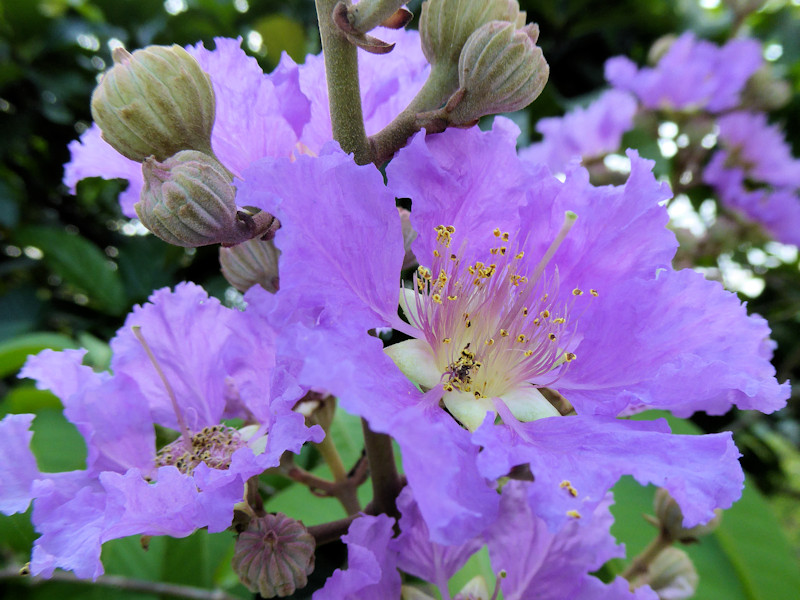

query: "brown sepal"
(381, 7), (413, 29)
(333, 1), (396, 54)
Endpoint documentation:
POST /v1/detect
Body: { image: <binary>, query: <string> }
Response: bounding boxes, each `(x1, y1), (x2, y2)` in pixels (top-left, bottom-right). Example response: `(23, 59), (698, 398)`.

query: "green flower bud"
(91, 44), (215, 162)
(136, 150), (242, 247)
(220, 238), (281, 293)
(654, 487), (722, 543)
(420, 0), (520, 67)
(232, 513), (315, 598)
(642, 547), (699, 600)
(444, 21), (548, 125)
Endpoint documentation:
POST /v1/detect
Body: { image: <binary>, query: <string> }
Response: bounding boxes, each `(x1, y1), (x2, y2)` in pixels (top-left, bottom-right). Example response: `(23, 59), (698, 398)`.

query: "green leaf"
(13, 226), (127, 316)
(253, 14), (307, 65)
(0, 331), (77, 378)
(29, 409), (87, 473)
(611, 412), (800, 599)
(0, 383), (62, 413)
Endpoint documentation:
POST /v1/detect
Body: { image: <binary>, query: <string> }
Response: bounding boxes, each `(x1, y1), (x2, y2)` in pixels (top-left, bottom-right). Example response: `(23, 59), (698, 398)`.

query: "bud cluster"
(418, 0), (548, 127)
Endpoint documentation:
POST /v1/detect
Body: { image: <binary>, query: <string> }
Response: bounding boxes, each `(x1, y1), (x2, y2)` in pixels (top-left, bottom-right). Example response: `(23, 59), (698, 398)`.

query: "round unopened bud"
(642, 547), (699, 600)
(654, 487), (722, 543)
(91, 44), (215, 162)
(232, 513), (315, 598)
(136, 150), (241, 247)
(220, 238), (281, 293)
(445, 21), (548, 125)
(420, 0), (520, 69)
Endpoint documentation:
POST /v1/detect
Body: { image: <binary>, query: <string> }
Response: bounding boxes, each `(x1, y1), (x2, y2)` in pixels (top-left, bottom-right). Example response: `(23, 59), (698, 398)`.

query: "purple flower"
(605, 33), (762, 113)
(237, 119), (788, 541)
(313, 514), (401, 600)
(520, 89), (637, 172)
(487, 481), (657, 600)
(6, 283), (321, 578)
(702, 111), (800, 245)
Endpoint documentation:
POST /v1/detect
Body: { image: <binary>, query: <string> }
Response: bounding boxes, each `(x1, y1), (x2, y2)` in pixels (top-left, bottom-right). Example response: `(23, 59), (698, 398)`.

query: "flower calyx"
(91, 44), (215, 162)
(220, 237), (281, 293)
(652, 487), (723, 544)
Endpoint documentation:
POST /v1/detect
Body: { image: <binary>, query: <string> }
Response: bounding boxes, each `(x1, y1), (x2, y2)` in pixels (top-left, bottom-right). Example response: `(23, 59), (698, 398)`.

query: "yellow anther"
(466, 320), (472, 328)
(468, 265), (476, 274)
(553, 317), (566, 324)
(443, 338), (452, 344)
(473, 391), (483, 399)
(515, 251), (524, 259)
(522, 307), (529, 316)
(493, 227), (502, 237)
(446, 226), (455, 233)
(500, 329), (509, 337)
(443, 383), (453, 391)
(548, 333), (557, 341)
(433, 249), (440, 257)
(485, 338), (495, 346)
(432, 294), (443, 304)
(564, 352), (577, 362)
(516, 334), (527, 343)
(447, 295), (458, 301)
(524, 350), (534, 356)
(533, 318), (540, 326)
(559, 480), (579, 497)
(450, 253), (457, 261)
(541, 310), (550, 318)
(572, 288), (583, 296)
(566, 510), (582, 519)
(501, 232), (510, 241)
(499, 246), (507, 255)
(590, 289), (599, 296)
(490, 248), (499, 255)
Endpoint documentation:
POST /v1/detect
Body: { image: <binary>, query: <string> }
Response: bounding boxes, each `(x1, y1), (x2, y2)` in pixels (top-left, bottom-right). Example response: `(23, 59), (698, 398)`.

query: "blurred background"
(0, 0), (798, 598)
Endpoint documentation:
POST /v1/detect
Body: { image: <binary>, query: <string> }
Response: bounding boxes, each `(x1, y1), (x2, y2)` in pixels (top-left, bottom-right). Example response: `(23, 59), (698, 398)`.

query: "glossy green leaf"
(13, 226), (127, 316)
(0, 332), (77, 378)
(611, 412), (800, 599)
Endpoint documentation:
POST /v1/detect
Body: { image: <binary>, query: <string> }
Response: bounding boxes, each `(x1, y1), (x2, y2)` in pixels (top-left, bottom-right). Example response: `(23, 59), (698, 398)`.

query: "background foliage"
(1, 0), (799, 597)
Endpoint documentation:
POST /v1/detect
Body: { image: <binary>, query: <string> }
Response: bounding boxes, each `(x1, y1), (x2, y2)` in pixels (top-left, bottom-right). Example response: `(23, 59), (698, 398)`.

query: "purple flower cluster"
(8, 26), (788, 594)
(605, 32), (762, 113)
(703, 111), (800, 245)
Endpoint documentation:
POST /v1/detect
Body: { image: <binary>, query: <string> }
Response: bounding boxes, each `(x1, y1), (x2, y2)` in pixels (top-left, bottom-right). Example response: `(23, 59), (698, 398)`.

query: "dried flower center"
(155, 425), (245, 475)
(405, 219), (593, 399)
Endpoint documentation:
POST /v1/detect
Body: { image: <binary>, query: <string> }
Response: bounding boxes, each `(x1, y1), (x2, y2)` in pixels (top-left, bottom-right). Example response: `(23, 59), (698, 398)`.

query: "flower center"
(155, 425), (245, 475)
(404, 216), (593, 400)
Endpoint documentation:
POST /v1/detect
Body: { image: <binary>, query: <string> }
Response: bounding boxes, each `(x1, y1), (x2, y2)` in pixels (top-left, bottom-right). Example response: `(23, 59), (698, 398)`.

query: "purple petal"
(63, 125), (143, 218)
(0, 414), (41, 514)
(187, 38), (303, 177)
(110, 283), (236, 431)
(520, 89), (637, 172)
(238, 150), (404, 331)
(474, 415), (743, 531)
(559, 268), (790, 417)
(487, 482), (643, 600)
(391, 487), (483, 584)
(313, 514), (401, 600)
(387, 118), (528, 265)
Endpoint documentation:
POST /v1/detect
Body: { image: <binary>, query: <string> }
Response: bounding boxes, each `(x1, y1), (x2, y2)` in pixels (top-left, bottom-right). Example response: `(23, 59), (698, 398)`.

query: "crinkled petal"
(0, 414), (41, 514)
(30, 474), (106, 579)
(313, 514), (401, 600)
(110, 283), (235, 431)
(387, 118), (528, 265)
(63, 125), (143, 218)
(487, 483), (646, 600)
(187, 38), (303, 177)
(474, 416), (743, 531)
(559, 268), (790, 417)
(238, 150), (405, 331)
(21, 350), (154, 475)
(391, 487), (482, 584)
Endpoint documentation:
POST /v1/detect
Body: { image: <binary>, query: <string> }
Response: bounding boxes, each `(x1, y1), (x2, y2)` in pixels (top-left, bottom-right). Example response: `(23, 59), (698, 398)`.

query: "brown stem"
(621, 531), (674, 585)
(0, 566), (240, 600)
(361, 418), (402, 519)
(308, 514), (360, 545)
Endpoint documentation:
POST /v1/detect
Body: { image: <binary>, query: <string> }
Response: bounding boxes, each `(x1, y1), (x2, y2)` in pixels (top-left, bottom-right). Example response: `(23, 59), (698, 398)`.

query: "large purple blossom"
(605, 32), (762, 113)
(520, 89), (637, 172)
(236, 118), (788, 543)
(703, 111), (800, 245)
(1, 283), (321, 578)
